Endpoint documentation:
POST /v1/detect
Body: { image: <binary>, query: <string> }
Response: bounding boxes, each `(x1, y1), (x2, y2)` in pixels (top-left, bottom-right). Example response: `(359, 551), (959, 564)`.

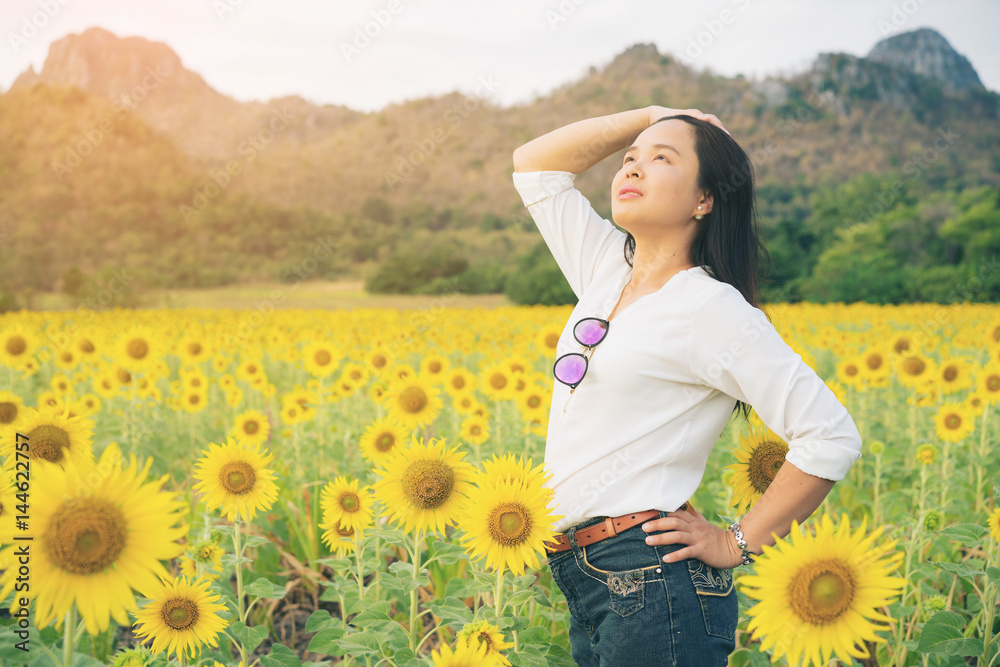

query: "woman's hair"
(623, 114), (771, 422)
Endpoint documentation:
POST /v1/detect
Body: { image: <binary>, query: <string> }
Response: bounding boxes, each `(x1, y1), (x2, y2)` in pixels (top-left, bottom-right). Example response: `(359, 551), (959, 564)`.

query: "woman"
(511, 107), (863, 665)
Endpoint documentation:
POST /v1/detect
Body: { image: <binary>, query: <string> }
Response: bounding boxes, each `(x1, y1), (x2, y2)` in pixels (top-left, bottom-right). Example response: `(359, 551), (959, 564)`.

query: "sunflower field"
(0, 302), (999, 667)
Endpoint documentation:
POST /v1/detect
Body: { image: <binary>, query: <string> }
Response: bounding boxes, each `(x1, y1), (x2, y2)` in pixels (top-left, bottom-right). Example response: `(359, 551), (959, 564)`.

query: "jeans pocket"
(687, 558), (737, 640)
(606, 568), (646, 617)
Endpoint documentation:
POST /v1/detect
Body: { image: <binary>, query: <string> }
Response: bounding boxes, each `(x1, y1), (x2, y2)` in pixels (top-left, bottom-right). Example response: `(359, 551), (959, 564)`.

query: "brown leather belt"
(544, 501), (692, 556)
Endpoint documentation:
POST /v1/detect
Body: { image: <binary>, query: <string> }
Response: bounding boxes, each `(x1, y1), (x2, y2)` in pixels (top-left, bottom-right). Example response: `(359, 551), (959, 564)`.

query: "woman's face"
(610, 119), (709, 234)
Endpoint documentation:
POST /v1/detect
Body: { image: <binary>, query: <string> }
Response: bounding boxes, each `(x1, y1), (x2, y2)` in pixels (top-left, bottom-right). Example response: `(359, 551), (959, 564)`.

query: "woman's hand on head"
(640, 502), (744, 570)
(644, 105), (731, 136)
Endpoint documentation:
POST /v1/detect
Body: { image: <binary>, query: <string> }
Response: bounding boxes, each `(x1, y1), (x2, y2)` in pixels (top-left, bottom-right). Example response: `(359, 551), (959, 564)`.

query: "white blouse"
(512, 170), (863, 533)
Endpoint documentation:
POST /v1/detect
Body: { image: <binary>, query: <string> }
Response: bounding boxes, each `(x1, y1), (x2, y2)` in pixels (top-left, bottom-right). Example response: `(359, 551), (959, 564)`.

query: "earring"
(695, 214), (704, 220)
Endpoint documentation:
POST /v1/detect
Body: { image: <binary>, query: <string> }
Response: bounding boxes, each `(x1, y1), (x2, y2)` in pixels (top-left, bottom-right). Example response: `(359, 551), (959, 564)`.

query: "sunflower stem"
(982, 538), (999, 667)
(62, 606), (77, 667)
(975, 407), (991, 514)
(233, 520), (249, 666)
(494, 567), (504, 618)
(873, 452), (883, 527)
(409, 527), (423, 653)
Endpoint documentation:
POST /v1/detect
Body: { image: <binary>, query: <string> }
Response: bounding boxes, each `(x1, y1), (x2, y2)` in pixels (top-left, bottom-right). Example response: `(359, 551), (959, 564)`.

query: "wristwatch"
(728, 520), (756, 566)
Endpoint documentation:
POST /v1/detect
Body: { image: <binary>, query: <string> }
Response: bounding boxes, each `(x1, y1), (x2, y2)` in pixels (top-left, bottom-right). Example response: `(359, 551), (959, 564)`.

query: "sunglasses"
(553, 317), (610, 392)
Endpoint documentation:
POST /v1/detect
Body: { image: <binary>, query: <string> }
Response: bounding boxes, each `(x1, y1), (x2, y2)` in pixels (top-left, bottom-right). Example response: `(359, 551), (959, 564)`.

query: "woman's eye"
(656, 155), (667, 161)
(623, 156), (634, 164)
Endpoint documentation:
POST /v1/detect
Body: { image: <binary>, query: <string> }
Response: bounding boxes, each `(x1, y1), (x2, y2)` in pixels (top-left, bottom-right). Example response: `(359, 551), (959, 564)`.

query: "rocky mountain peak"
(867, 27), (984, 95)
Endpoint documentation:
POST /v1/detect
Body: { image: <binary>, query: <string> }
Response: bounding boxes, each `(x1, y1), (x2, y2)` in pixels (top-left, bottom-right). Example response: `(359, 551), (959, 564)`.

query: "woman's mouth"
(618, 187), (642, 199)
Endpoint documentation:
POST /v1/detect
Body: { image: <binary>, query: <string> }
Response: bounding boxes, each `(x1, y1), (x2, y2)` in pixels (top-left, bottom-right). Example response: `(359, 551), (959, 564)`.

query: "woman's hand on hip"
(641, 503), (743, 569)
(645, 106), (731, 136)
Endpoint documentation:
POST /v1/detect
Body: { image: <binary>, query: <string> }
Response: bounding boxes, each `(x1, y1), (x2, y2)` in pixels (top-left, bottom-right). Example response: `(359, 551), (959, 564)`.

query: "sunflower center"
(866, 354), (883, 370)
(126, 338), (148, 361)
(6, 336), (26, 356)
(986, 374), (1000, 392)
(219, 461), (257, 495)
(372, 354), (388, 369)
(188, 394), (201, 406)
(747, 440), (787, 494)
(476, 631), (495, 652)
(314, 350), (332, 366)
(79, 339), (95, 353)
(0, 401), (18, 424)
(401, 460), (455, 509)
(487, 502), (532, 546)
(161, 598), (200, 630)
(470, 425), (482, 436)
(243, 420), (259, 434)
(545, 333), (559, 348)
(428, 360), (442, 373)
(188, 342), (203, 355)
(398, 387), (428, 414)
(490, 373), (507, 389)
(527, 396), (542, 409)
(942, 366), (958, 382)
(451, 376), (466, 390)
(903, 357), (926, 376)
(27, 424), (71, 464)
(46, 498), (126, 574)
(340, 492), (360, 512)
(844, 364), (858, 377)
(336, 522), (355, 538)
(376, 432), (395, 452)
(789, 560), (856, 625)
(944, 414), (961, 429)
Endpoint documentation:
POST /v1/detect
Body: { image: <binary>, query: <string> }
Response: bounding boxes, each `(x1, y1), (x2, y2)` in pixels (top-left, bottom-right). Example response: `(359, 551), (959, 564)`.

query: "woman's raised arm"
(512, 106), (729, 175)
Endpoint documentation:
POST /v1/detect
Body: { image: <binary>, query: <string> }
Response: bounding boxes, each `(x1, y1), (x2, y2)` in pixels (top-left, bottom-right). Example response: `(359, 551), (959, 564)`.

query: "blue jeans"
(546, 510), (738, 666)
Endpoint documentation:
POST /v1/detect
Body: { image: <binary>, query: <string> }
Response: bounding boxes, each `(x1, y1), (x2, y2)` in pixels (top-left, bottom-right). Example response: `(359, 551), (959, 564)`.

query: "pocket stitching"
(580, 546), (664, 575)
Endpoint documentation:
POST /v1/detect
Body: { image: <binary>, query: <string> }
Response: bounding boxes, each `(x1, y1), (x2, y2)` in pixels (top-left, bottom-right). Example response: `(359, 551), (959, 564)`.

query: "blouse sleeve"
(687, 285), (863, 481)
(512, 170), (627, 299)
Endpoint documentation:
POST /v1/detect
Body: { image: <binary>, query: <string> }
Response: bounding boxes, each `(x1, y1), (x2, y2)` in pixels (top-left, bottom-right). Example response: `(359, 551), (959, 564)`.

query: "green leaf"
(350, 600), (394, 627)
(426, 597), (474, 628)
(244, 577), (288, 599)
(312, 557), (353, 570)
(333, 630), (385, 657)
(427, 538), (470, 565)
(937, 523), (989, 546)
(509, 645), (549, 667)
(260, 644), (303, 667)
(505, 589), (535, 609)
(987, 566), (1000, 584)
(916, 611), (983, 656)
(932, 561), (986, 580)
(516, 624), (550, 646)
(445, 576), (475, 599)
(243, 534), (272, 549)
(230, 621), (269, 653)
(305, 609), (335, 633)
(544, 644), (578, 667)
(306, 627), (345, 654)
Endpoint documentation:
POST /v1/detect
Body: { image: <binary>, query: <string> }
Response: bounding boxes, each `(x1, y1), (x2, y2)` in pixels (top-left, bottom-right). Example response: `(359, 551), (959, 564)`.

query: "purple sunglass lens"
(554, 354), (587, 386)
(574, 319), (609, 347)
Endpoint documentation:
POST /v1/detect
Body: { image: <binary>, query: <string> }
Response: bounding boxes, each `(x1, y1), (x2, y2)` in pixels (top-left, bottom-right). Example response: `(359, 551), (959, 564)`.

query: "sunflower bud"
(924, 595), (947, 612)
(915, 443), (938, 465)
(868, 440), (885, 456)
(923, 510), (942, 532)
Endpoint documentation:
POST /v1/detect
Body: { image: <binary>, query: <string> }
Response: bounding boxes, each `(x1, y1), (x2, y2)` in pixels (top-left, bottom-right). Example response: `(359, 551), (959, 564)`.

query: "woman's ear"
(699, 192), (714, 217)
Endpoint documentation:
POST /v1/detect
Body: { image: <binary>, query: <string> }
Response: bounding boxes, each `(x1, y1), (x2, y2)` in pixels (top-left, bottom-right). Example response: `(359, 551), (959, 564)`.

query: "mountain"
(2, 26), (999, 303)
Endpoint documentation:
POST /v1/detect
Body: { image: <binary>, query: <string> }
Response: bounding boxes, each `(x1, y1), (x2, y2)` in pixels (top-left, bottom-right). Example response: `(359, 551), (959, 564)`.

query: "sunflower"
(535, 324), (562, 357)
(0, 322), (38, 369)
(458, 475), (562, 576)
(915, 443), (938, 465)
(193, 438), (279, 522)
(976, 362), (1000, 404)
(131, 575), (229, 661)
(430, 637), (496, 666)
(302, 341), (342, 378)
(894, 353), (938, 390)
(478, 453), (553, 498)
(724, 425), (789, 515)
(175, 332), (212, 366)
(235, 357), (265, 384)
(933, 401), (976, 443)
(987, 507), (1000, 542)
(321, 517), (363, 558)
(372, 436), (477, 534)
(320, 475), (374, 532)
(739, 513), (907, 667)
(231, 409), (271, 447)
(179, 540), (225, 580)
(457, 620), (515, 666)
(479, 361), (517, 402)
(0, 405), (94, 470)
(835, 357), (865, 391)
(0, 390), (26, 428)
(0, 444), (188, 635)
(180, 390), (209, 414)
(0, 466), (16, 543)
(382, 375), (443, 431)
(114, 324), (162, 374)
(420, 353), (451, 382)
(460, 416), (490, 446)
(452, 392), (480, 416)
(516, 383), (549, 419)
(443, 367), (478, 397)
(359, 416), (409, 466)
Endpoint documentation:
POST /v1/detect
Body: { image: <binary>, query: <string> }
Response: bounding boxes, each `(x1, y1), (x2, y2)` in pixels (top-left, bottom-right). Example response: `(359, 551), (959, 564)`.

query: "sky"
(2, 0), (998, 113)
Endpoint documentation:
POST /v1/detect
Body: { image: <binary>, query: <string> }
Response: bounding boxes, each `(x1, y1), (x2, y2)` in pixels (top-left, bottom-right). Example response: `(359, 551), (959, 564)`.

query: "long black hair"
(623, 114), (771, 423)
